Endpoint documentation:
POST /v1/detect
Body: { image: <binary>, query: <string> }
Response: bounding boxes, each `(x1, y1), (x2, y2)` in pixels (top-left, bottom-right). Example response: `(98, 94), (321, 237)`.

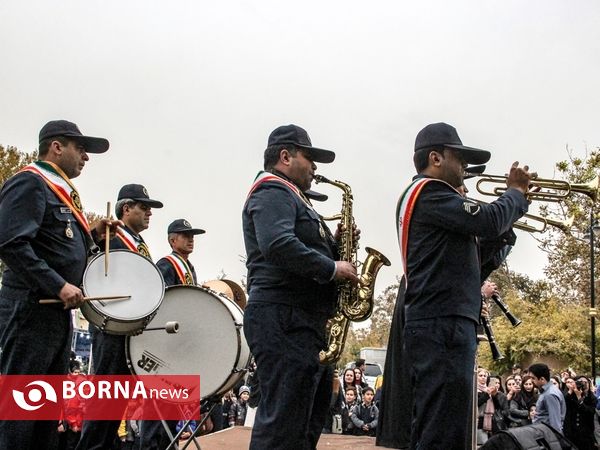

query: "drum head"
(83, 250), (164, 321)
(127, 285), (249, 399)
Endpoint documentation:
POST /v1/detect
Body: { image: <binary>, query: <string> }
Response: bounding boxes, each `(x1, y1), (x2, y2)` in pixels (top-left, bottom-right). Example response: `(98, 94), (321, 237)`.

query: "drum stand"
(163, 399), (218, 450)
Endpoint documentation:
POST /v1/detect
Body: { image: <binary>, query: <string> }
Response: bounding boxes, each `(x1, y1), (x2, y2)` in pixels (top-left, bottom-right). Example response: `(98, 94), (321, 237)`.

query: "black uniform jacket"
(404, 175), (528, 323)
(0, 171), (88, 298)
(243, 172), (338, 315)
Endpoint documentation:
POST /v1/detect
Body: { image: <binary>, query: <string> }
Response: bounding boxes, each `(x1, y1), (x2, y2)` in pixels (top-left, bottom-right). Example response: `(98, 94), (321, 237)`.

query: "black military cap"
(167, 219), (205, 235)
(415, 122), (491, 165)
(117, 184), (163, 208)
(267, 124), (335, 164)
(39, 120), (109, 154)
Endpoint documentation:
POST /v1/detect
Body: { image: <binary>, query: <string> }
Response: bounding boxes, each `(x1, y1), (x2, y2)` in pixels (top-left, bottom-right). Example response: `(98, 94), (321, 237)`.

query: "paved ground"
(194, 426), (377, 450)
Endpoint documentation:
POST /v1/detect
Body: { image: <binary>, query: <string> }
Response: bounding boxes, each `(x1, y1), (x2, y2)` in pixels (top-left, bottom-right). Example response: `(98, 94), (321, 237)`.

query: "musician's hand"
(506, 161), (536, 195)
(92, 218), (124, 241)
(334, 223), (361, 242)
(481, 281), (498, 299)
(334, 261), (359, 285)
(59, 282), (85, 309)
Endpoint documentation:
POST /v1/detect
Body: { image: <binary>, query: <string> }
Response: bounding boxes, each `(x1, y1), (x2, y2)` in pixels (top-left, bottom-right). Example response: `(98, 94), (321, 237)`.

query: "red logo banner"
(0, 375), (200, 420)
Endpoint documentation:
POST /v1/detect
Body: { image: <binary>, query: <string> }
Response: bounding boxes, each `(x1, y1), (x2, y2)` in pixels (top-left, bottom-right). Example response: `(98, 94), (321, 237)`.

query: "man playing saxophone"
(242, 124), (359, 450)
(396, 122), (533, 449)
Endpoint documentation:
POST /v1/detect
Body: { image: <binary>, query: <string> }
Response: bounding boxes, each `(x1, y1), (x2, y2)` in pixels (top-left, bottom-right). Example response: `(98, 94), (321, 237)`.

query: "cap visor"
(304, 190), (328, 202)
(445, 144), (491, 165)
(463, 164), (486, 179)
(136, 199), (164, 208)
(298, 145), (336, 164)
(76, 136), (110, 154)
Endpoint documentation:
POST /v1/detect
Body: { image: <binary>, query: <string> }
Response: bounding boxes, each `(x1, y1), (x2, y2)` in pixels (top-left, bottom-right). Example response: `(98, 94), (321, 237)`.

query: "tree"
(477, 289), (590, 374)
(0, 144), (37, 185)
(538, 147), (600, 305)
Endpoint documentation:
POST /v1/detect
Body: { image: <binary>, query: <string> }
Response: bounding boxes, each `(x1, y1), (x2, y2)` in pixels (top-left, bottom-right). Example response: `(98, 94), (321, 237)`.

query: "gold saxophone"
(314, 175), (391, 364)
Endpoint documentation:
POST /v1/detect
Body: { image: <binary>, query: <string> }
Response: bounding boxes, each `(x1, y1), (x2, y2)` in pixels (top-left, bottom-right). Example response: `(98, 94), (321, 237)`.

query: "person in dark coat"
(0, 120), (113, 450)
(380, 122), (531, 449)
(242, 124), (359, 450)
(77, 184), (163, 450)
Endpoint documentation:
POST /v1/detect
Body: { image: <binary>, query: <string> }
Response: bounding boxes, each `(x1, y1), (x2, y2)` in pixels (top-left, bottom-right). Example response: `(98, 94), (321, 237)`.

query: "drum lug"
(100, 317), (109, 332)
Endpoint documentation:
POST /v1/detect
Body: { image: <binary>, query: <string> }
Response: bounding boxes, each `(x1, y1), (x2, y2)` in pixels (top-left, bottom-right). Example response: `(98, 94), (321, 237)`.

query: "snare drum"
(126, 285), (251, 400)
(81, 250), (165, 335)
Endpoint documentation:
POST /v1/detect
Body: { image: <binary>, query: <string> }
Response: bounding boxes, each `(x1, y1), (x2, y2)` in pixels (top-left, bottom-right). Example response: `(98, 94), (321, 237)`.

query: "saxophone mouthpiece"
(314, 174), (327, 183)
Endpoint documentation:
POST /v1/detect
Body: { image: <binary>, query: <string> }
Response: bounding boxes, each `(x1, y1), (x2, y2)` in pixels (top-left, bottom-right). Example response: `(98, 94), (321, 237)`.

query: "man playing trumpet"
(396, 122), (533, 449)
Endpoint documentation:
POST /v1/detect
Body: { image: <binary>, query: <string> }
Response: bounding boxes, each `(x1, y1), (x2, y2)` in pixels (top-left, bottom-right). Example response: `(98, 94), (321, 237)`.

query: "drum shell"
(81, 249), (165, 335)
(126, 285), (251, 400)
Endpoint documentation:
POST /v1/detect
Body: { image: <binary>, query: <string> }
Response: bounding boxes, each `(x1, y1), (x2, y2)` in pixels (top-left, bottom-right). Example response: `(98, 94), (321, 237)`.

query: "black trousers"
(244, 302), (333, 450)
(0, 289), (72, 450)
(76, 327), (130, 450)
(404, 316), (477, 450)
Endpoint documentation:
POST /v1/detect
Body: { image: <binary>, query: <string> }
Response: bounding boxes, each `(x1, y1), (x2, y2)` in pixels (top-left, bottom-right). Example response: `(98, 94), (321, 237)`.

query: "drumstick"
(39, 295), (131, 305)
(105, 201), (111, 277)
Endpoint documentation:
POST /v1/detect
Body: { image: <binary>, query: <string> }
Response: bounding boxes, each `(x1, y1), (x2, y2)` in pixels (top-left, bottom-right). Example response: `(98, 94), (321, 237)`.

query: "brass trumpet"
(476, 174), (599, 203)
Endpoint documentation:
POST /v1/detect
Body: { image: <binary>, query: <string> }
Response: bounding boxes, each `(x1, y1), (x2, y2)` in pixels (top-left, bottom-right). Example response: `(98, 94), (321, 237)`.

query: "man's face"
(58, 140), (89, 179)
(124, 202), (152, 234)
(171, 232), (194, 256)
(439, 148), (467, 188)
(529, 374), (544, 389)
(287, 150), (316, 191)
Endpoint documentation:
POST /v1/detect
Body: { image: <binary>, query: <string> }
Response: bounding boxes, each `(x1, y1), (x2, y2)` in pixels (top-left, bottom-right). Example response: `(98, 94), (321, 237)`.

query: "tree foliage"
(538, 147), (600, 304)
(478, 289), (590, 374)
(0, 144), (37, 186)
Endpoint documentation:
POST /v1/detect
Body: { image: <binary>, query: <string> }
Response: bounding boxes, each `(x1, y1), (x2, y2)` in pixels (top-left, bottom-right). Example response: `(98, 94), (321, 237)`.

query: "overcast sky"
(1, 0), (600, 295)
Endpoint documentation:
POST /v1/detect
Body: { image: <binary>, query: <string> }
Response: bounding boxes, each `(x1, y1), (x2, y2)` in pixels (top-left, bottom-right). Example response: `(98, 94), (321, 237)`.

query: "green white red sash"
(116, 227), (152, 259)
(245, 171), (313, 210)
(396, 178), (456, 277)
(165, 253), (195, 285)
(19, 161), (90, 235)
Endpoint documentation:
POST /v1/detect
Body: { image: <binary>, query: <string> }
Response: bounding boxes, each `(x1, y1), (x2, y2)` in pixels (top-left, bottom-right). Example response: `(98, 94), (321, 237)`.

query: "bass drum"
(82, 249), (164, 335)
(126, 285), (251, 400)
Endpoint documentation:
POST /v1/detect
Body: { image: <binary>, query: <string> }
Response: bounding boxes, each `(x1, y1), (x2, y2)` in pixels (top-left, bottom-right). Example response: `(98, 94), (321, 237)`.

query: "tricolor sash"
(116, 227), (152, 259)
(19, 161), (90, 235)
(396, 178), (457, 278)
(245, 171), (314, 210)
(165, 253), (195, 285)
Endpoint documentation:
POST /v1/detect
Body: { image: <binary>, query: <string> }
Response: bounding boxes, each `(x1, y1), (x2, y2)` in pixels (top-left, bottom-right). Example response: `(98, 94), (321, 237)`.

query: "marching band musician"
(77, 184), (163, 450)
(242, 124), (359, 450)
(394, 122), (532, 449)
(156, 219), (205, 286)
(0, 120), (114, 449)
(138, 218), (205, 450)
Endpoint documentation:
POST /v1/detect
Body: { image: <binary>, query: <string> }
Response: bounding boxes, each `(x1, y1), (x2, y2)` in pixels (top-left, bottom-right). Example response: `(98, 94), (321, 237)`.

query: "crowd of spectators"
(476, 364), (598, 449)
